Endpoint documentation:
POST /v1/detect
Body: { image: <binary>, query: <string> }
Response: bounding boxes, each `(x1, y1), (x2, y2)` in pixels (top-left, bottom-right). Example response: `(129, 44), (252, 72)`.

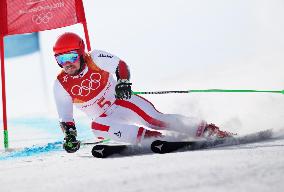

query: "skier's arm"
(53, 79), (74, 122)
(90, 50), (132, 100)
(53, 80), (80, 153)
(90, 50), (121, 74)
(115, 60), (132, 100)
(115, 60), (130, 81)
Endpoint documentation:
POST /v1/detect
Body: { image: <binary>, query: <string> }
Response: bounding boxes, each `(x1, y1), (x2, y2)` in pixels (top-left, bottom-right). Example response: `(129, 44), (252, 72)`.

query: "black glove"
(60, 122), (80, 153)
(115, 79), (132, 100)
(63, 134), (80, 153)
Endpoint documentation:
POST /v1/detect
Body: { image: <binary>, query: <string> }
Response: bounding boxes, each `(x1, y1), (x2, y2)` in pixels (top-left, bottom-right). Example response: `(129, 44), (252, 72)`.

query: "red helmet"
(53, 32), (85, 55)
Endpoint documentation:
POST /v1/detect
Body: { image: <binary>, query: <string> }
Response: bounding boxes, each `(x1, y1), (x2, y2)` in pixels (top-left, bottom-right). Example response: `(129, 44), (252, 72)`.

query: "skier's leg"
(122, 95), (236, 138)
(91, 114), (163, 144)
(114, 95), (207, 137)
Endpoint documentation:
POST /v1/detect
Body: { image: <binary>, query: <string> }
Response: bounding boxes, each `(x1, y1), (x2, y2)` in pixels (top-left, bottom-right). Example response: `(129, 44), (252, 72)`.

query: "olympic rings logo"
(32, 12), (53, 24)
(71, 73), (102, 97)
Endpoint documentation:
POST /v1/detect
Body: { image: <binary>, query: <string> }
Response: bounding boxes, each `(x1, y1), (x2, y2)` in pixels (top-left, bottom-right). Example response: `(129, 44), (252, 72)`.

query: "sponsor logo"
(98, 54), (113, 59)
(93, 148), (104, 156)
(71, 73), (101, 96)
(19, 2), (64, 14)
(114, 131), (122, 138)
(154, 144), (163, 152)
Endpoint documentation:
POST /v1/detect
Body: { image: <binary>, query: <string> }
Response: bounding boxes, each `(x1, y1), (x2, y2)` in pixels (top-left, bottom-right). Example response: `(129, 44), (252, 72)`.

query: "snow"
(1, 138), (284, 192)
(1, 0), (284, 191)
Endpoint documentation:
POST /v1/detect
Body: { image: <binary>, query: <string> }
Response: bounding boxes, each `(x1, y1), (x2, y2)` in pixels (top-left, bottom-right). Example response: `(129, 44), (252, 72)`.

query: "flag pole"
(0, 35), (9, 149)
(82, 21), (91, 51)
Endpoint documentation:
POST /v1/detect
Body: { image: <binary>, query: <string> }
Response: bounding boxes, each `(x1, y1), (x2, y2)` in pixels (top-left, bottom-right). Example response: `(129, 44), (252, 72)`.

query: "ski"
(151, 129), (273, 154)
(150, 138), (230, 154)
(91, 129), (274, 157)
(91, 144), (128, 158)
(151, 140), (194, 154)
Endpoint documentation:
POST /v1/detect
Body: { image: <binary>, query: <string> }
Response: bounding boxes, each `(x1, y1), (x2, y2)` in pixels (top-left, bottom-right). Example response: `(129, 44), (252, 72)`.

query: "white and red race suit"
(54, 50), (206, 144)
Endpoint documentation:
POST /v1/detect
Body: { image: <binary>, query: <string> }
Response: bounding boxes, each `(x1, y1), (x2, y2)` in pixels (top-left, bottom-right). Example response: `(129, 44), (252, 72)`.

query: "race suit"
(54, 50), (206, 144)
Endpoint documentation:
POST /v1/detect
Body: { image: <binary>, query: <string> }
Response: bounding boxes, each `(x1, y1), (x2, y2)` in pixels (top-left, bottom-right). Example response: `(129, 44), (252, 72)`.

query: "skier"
(53, 32), (235, 153)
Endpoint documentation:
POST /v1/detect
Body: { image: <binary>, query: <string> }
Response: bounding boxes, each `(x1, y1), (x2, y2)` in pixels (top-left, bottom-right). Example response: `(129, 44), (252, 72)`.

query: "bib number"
(97, 96), (111, 109)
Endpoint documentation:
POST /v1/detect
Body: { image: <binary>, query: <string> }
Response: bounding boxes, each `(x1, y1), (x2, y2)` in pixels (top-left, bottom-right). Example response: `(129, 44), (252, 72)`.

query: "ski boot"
(203, 123), (236, 139)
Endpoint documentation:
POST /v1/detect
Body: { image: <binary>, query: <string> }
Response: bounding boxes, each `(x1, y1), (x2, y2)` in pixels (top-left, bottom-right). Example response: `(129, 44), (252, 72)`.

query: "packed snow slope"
(1, 0), (284, 191)
(0, 126), (284, 192)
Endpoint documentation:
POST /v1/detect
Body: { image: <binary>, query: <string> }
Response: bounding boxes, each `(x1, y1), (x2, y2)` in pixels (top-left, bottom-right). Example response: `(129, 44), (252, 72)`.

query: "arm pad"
(116, 60), (130, 80)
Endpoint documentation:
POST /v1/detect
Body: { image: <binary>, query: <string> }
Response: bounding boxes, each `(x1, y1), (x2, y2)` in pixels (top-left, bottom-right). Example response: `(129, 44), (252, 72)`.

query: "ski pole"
(82, 138), (111, 145)
(132, 89), (284, 95)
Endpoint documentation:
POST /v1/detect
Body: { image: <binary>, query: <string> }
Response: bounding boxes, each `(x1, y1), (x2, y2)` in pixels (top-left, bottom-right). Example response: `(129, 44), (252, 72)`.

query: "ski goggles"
(55, 51), (80, 66)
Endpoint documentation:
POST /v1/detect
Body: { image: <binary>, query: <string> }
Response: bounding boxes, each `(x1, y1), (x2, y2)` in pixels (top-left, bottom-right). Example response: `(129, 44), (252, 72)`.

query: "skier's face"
(55, 51), (81, 76)
(62, 59), (81, 76)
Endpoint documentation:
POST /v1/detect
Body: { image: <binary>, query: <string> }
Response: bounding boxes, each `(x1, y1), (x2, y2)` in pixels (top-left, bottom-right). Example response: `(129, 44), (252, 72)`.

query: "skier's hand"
(115, 79), (132, 100)
(60, 122), (80, 153)
(63, 135), (80, 153)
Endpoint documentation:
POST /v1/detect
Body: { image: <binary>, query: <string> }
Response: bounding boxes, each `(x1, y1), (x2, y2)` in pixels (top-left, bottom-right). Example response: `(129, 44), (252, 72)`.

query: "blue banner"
(4, 33), (39, 58)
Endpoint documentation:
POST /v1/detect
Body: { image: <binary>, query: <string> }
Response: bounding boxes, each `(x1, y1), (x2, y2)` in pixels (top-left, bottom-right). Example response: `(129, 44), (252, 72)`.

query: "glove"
(115, 79), (132, 100)
(63, 134), (80, 153)
(60, 122), (80, 153)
